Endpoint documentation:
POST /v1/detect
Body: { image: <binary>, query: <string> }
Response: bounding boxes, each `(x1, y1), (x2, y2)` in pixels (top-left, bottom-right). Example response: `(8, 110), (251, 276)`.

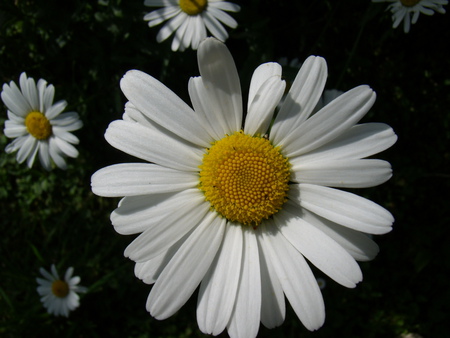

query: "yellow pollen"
(25, 111), (52, 140)
(199, 131), (291, 227)
(179, 0), (207, 15)
(51, 280), (70, 298)
(400, 0), (421, 6)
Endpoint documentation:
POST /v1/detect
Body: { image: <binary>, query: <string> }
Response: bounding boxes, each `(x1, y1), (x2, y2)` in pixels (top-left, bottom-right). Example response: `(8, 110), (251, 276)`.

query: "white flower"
(373, 0), (448, 33)
(91, 38), (397, 337)
(143, 0), (240, 51)
(1, 73), (83, 170)
(36, 264), (87, 317)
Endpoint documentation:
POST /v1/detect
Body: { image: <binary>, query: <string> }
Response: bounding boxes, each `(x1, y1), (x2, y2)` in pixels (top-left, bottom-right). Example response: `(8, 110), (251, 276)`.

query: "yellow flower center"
(199, 131), (291, 227)
(400, 0), (421, 7)
(179, 0), (207, 15)
(25, 112), (52, 140)
(51, 280), (70, 298)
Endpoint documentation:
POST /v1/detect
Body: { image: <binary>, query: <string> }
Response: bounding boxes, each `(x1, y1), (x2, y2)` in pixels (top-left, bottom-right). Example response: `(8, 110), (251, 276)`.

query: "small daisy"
(2, 72), (82, 170)
(143, 0), (240, 51)
(373, 0), (448, 33)
(36, 264), (87, 317)
(91, 38), (397, 337)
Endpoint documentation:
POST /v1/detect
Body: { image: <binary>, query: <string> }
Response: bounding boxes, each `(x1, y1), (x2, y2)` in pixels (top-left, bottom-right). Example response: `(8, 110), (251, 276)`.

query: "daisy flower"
(1, 72), (83, 170)
(36, 264), (87, 317)
(91, 38), (397, 337)
(143, 0), (240, 51)
(373, 0), (448, 33)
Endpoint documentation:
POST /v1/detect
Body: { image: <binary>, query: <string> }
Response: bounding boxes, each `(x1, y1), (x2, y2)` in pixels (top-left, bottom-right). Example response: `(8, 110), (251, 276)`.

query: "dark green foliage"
(1, 0), (449, 336)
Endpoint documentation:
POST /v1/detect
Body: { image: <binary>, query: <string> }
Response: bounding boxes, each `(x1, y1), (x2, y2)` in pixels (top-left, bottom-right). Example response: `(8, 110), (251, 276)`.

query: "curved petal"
(197, 37), (242, 136)
(280, 85), (376, 158)
(274, 207), (363, 288)
(227, 226), (261, 338)
(105, 120), (204, 171)
(111, 189), (203, 235)
(91, 163), (198, 197)
(244, 64), (285, 136)
(258, 221), (325, 331)
(290, 123), (397, 163)
(295, 207), (380, 262)
(202, 11), (229, 41)
(293, 183), (394, 234)
(1, 81), (31, 117)
(120, 70), (212, 147)
(197, 224), (243, 335)
(256, 232), (285, 328)
(271, 56), (328, 145)
(291, 159), (393, 188)
(147, 212), (226, 319)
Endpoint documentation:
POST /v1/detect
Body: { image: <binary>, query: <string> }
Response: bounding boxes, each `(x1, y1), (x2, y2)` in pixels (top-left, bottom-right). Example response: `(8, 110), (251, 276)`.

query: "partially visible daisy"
(373, 0), (448, 33)
(1, 72), (83, 170)
(36, 264), (87, 317)
(91, 38), (397, 337)
(143, 0), (240, 51)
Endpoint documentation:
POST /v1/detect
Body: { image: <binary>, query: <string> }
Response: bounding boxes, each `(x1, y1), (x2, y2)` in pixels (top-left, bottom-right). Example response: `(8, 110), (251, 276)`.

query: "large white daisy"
(373, 0), (448, 33)
(143, 0), (240, 51)
(91, 38), (397, 337)
(36, 264), (87, 317)
(2, 72), (83, 170)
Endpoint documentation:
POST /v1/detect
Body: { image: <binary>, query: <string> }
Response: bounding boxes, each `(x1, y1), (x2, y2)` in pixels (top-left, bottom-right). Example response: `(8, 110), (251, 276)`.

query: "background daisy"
(2, 72), (83, 170)
(373, 0), (448, 32)
(143, 0), (240, 51)
(36, 264), (87, 317)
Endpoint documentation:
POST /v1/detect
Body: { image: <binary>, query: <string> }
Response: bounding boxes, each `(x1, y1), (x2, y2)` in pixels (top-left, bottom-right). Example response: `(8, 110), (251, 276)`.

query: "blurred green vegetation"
(1, 0), (449, 337)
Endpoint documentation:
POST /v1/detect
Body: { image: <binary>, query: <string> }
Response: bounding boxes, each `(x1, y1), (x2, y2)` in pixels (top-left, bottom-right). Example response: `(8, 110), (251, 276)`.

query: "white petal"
(256, 230), (285, 328)
(53, 137), (79, 158)
(120, 70), (212, 147)
(207, 6), (238, 28)
(38, 140), (52, 170)
(105, 120), (203, 171)
(144, 6), (180, 26)
(296, 207), (380, 262)
(244, 72), (285, 136)
(291, 123), (397, 163)
(123, 193), (210, 262)
(20, 73), (39, 111)
(197, 224), (243, 335)
(258, 221), (325, 331)
(271, 56), (327, 145)
(274, 207), (363, 288)
(202, 11), (229, 41)
(227, 226), (261, 338)
(91, 163), (198, 197)
(52, 128), (79, 144)
(156, 12), (185, 42)
(1, 81), (31, 117)
(4, 120), (27, 138)
(45, 100), (67, 119)
(293, 183), (394, 234)
(188, 76), (227, 141)
(16, 135), (36, 164)
(291, 159), (393, 188)
(111, 190), (202, 235)
(134, 236), (186, 285)
(147, 212), (226, 319)
(280, 85), (376, 158)
(209, 2), (241, 12)
(197, 38), (242, 136)
(49, 137), (67, 169)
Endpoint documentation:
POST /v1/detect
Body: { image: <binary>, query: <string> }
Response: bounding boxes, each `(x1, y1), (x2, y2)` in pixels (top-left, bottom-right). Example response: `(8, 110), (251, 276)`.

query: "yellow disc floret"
(199, 131), (291, 227)
(25, 111), (52, 140)
(400, 0), (421, 6)
(179, 0), (208, 15)
(51, 280), (70, 298)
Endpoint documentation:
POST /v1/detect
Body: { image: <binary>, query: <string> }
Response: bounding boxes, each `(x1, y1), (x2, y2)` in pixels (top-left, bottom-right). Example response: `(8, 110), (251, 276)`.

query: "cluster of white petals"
(91, 38), (396, 337)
